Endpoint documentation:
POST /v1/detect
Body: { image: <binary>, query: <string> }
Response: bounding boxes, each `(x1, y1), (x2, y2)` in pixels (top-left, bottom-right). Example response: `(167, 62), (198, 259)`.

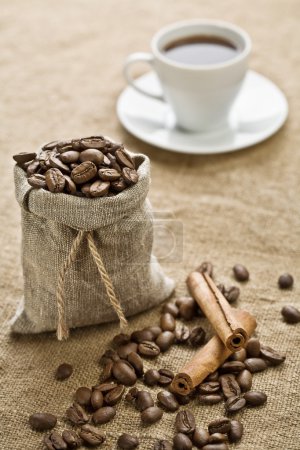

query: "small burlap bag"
(11, 153), (175, 339)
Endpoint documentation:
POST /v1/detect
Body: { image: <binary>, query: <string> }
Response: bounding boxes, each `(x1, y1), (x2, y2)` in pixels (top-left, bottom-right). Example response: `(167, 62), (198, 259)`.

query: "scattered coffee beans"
(246, 338), (261, 357)
(75, 386), (91, 406)
(281, 305), (300, 323)
(157, 390), (179, 412)
(29, 413), (57, 431)
(225, 395), (246, 413)
(260, 345), (286, 365)
(278, 273), (294, 289)
(244, 391), (267, 407)
(173, 433), (193, 450)
(79, 424), (106, 446)
(189, 326), (206, 346)
(208, 418), (231, 434)
(144, 369), (160, 386)
(136, 390), (154, 411)
(196, 261), (213, 277)
(175, 410), (196, 434)
(112, 360), (137, 386)
(55, 363), (73, 381)
(154, 440), (173, 450)
(140, 406), (163, 424)
(244, 358), (268, 373)
(228, 420), (243, 443)
(61, 429), (81, 448)
(92, 406), (116, 425)
(117, 433), (139, 449)
(192, 427), (210, 447)
(233, 264), (249, 281)
(66, 402), (89, 425)
(44, 431), (67, 450)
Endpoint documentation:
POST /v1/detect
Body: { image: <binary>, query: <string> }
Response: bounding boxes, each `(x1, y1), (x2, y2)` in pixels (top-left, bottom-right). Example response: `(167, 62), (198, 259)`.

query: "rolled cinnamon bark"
(172, 309), (257, 396)
(187, 271), (247, 351)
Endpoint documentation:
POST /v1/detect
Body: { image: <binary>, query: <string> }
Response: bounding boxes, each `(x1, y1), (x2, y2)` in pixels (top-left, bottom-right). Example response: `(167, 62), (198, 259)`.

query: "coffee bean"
(141, 406), (163, 424)
(175, 325), (190, 344)
(281, 305), (300, 323)
(219, 374), (241, 399)
(125, 387), (139, 403)
(198, 381), (220, 395)
(162, 302), (179, 317)
(43, 141), (59, 150)
(91, 389), (104, 410)
(90, 179), (110, 197)
(27, 159), (40, 175)
(236, 370), (252, 392)
(199, 394), (223, 405)
(196, 261), (213, 277)
(228, 420), (243, 443)
(66, 402), (89, 425)
(117, 342), (138, 359)
(79, 424), (106, 446)
(175, 410), (196, 434)
(138, 341), (161, 357)
(75, 387), (91, 406)
(278, 273), (294, 289)
(246, 338), (261, 357)
(174, 391), (195, 406)
(145, 326), (162, 339)
(202, 444), (228, 450)
(225, 395), (246, 413)
(55, 363), (73, 381)
(49, 154), (70, 173)
(101, 359), (114, 381)
(160, 313), (176, 332)
(244, 391), (267, 406)
(177, 297), (197, 320)
(158, 368), (174, 386)
(206, 371), (219, 382)
(44, 432), (67, 450)
(122, 167), (139, 185)
(208, 418), (231, 434)
(28, 173), (47, 189)
(224, 286), (240, 303)
(131, 329), (154, 343)
(99, 167), (121, 181)
(219, 361), (245, 374)
(80, 136), (106, 150)
(104, 384), (125, 406)
(156, 331), (175, 352)
(144, 369), (160, 386)
(260, 345), (286, 366)
(157, 390), (179, 412)
(229, 348), (246, 362)
(115, 148), (135, 169)
(173, 433), (193, 450)
(45, 168), (66, 193)
(208, 433), (228, 444)
(192, 428), (210, 448)
(92, 406), (116, 425)
(78, 149), (104, 166)
(233, 264), (249, 281)
(106, 152), (122, 171)
(189, 326), (206, 346)
(113, 333), (131, 346)
(56, 139), (73, 149)
(63, 175), (77, 194)
(127, 352), (144, 377)
(153, 440), (173, 450)
(112, 360), (137, 386)
(136, 390), (154, 411)
(71, 161), (97, 184)
(62, 430), (81, 448)
(29, 412), (57, 431)
(93, 382), (118, 392)
(13, 152), (37, 165)
(117, 433), (139, 449)
(59, 150), (80, 164)
(80, 182), (92, 197)
(244, 358), (267, 373)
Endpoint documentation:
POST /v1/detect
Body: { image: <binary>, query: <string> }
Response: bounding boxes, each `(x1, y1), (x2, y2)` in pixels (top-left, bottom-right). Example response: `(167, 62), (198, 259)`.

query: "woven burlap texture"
(0, 0), (299, 449)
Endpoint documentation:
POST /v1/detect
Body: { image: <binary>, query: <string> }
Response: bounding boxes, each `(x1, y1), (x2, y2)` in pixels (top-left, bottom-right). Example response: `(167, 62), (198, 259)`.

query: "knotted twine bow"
(56, 230), (128, 340)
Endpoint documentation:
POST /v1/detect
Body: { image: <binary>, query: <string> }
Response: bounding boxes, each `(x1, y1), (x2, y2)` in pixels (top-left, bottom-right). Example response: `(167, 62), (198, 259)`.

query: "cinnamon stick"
(187, 271), (247, 352)
(171, 309), (257, 396)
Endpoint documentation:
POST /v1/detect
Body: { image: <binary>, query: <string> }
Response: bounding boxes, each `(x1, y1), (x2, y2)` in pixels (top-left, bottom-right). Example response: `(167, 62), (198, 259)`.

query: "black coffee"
(163, 35), (239, 65)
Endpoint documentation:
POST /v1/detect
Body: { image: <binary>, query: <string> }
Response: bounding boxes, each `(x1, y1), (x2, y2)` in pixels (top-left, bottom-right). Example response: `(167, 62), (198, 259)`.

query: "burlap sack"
(11, 153), (175, 338)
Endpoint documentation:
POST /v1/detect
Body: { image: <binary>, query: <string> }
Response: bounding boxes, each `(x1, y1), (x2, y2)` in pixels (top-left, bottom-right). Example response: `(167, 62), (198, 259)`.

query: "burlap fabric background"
(0, 0), (299, 449)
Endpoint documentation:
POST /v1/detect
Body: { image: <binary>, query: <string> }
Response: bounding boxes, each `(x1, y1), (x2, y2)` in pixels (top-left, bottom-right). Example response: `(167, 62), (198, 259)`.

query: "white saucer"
(117, 70), (288, 154)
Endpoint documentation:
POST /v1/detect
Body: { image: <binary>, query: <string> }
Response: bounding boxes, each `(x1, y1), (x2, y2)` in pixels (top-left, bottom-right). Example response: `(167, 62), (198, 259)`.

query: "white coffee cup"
(124, 20), (251, 132)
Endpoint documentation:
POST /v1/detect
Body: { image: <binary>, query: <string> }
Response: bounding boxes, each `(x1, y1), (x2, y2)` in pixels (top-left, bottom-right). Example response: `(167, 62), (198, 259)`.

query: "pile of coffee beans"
(13, 136), (139, 197)
(28, 261), (290, 449)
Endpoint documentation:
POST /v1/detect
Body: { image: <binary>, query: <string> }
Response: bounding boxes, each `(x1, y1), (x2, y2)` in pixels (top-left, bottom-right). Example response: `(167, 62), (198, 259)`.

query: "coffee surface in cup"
(163, 35), (239, 65)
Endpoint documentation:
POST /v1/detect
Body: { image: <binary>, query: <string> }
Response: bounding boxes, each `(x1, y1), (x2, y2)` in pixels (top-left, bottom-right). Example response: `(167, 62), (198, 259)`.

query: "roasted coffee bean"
(153, 440), (173, 450)
(202, 444), (228, 450)
(80, 182), (92, 197)
(236, 370), (252, 392)
(208, 433), (227, 444)
(49, 155), (70, 173)
(55, 362), (73, 380)
(75, 387), (91, 406)
(125, 386), (139, 403)
(117, 342), (138, 359)
(192, 428), (210, 448)
(117, 433), (139, 449)
(44, 432), (67, 450)
(160, 313), (176, 332)
(136, 390), (154, 411)
(27, 159), (40, 175)
(91, 389), (104, 410)
(127, 352), (144, 377)
(175, 324), (190, 343)
(156, 331), (175, 352)
(66, 402), (89, 425)
(177, 297), (197, 320)
(196, 261), (213, 277)
(56, 139), (73, 149)
(101, 359), (114, 381)
(229, 348), (247, 362)
(219, 374), (241, 398)
(158, 368), (174, 386)
(208, 417), (231, 434)
(29, 412), (57, 431)
(79, 424), (106, 446)
(144, 369), (160, 386)
(131, 329), (154, 343)
(260, 345), (286, 365)
(93, 382), (118, 392)
(62, 429), (81, 448)
(90, 180), (110, 197)
(59, 150), (80, 164)
(225, 395), (246, 413)
(141, 406), (163, 424)
(278, 273), (294, 289)
(112, 360), (137, 386)
(198, 381), (220, 395)
(281, 305), (300, 323)
(228, 420), (243, 443)
(138, 341), (161, 357)
(244, 391), (267, 406)
(106, 152), (122, 171)
(78, 148), (104, 166)
(157, 390), (179, 412)
(233, 264), (249, 281)
(80, 136), (106, 150)
(189, 326), (206, 346)
(206, 371), (219, 381)
(71, 161), (97, 184)
(13, 152), (37, 165)
(43, 141), (59, 150)
(28, 173), (47, 189)
(199, 394), (223, 405)
(173, 433), (193, 450)
(146, 326), (162, 339)
(45, 168), (66, 193)
(63, 175), (77, 194)
(104, 384), (125, 406)
(224, 286), (240, 303)
(246, 338), (261, 357)
(92, 406), (116, 425)
(115, 148), (135, 169)
(122, 167), (139, 185)
(99, 167), (121, 181)
(175, 410), (196, 434)
(113, 333), (131, 346)
(162, 302), (179, 317)
(244, 358), (267, 373)
(219, 361), (245, 374)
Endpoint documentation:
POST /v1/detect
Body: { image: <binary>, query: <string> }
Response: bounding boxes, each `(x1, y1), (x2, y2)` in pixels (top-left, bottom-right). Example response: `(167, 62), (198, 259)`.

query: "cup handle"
(123, 52), (164, 101)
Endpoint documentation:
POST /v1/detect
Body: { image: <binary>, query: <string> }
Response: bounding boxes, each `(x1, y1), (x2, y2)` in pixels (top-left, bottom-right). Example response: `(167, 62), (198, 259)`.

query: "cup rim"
(151, 19), (252, 70)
